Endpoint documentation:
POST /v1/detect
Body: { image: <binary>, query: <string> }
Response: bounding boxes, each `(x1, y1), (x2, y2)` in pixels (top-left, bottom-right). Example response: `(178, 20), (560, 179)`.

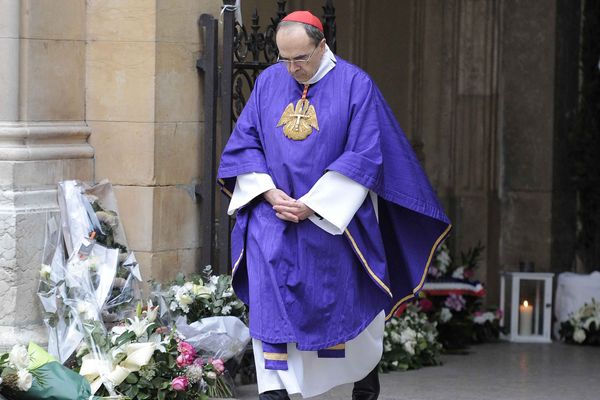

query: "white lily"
(144, 299), (158, 323)
(127, 316), (151, 338)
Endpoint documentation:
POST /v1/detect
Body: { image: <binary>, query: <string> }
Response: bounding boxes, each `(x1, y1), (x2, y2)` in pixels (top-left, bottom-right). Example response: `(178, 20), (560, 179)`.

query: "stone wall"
(0, 0), (93, 349)
(86, 0), (221, 286)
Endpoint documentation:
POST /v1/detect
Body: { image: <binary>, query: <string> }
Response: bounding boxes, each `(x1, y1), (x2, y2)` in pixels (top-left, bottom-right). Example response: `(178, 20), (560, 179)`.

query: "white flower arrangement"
(0, 344), (34, 393)
(560, 298), (600, 345)
(380, 304), (442, 372)
(158, 266), (247, 324)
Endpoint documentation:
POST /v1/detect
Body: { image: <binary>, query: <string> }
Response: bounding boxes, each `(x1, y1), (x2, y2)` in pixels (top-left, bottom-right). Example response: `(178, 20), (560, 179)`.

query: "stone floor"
(234, 342), (600, 400)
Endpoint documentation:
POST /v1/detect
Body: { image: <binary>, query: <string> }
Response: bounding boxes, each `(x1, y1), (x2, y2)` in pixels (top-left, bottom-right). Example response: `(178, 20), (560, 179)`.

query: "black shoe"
(352, 366), (380, 400)
(259, 389), (291, 400)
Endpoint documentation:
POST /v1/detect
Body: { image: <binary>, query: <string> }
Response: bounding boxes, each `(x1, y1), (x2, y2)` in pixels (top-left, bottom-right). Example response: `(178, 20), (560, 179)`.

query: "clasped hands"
(263, 188), (314, 223)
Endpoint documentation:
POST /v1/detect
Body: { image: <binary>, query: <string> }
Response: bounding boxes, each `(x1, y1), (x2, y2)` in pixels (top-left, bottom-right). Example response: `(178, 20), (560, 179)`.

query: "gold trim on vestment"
(232, 249), (244, 274)
(326, 343), (345, 350)
(385, 223), (453, 320)
(264, 352), (288, 361)
(344, 229), (393, 298)
(218, 179), (233, 198)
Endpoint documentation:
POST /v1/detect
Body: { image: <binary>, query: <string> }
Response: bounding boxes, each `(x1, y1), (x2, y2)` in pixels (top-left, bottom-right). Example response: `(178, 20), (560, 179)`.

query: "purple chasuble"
(217, 58), (451, 351)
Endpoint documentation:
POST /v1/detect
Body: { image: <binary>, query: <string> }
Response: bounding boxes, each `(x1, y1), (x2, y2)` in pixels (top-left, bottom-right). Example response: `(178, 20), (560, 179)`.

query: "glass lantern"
(499, 271), (554, 343)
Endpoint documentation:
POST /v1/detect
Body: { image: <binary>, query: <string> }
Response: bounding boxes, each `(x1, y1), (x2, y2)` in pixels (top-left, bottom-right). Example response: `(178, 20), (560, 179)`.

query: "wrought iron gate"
(197, 0), (336, 273)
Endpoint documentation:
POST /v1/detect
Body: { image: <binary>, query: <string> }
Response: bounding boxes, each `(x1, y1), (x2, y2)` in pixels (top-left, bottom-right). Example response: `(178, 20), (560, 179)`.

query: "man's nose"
(288, 62), (301, 73)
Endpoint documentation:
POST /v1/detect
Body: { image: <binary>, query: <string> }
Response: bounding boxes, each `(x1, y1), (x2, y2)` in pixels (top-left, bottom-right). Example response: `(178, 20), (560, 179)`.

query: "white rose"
(178, 294), (193, 306)
(9, 345), (29, 369)
(192, 284), (212, 298)
(17, 369), (33, 391)
(400, 328), (416, 344)
(440, 307), (453, 323)
(221, 305), (232, 315)
(573, 328), (586, 343)
(39, 264), (52, 281)
(76, 301), (95, 320)
(390, 331), (402, 344)
(206, 371), (217, 380)
(403, 341), (416, 355)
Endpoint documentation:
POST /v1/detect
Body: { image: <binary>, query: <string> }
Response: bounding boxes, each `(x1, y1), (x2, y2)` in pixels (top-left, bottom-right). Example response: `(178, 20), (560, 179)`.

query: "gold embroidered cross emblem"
(277, 98), (319, 141)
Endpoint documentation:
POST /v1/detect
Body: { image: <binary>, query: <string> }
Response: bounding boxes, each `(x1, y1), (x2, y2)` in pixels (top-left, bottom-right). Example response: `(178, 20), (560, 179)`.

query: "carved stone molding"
(0, 122), (93, 161)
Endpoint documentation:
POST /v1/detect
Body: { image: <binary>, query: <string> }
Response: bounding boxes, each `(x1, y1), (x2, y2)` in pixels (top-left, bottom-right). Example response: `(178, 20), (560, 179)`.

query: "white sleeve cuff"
(298, 171), (369, 235)
(228, 172), (276, 215)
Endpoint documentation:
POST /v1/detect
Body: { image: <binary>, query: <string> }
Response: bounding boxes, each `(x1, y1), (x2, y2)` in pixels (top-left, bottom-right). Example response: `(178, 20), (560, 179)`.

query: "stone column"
(499, 0), (559, 272)
(0, 0), (93, 349)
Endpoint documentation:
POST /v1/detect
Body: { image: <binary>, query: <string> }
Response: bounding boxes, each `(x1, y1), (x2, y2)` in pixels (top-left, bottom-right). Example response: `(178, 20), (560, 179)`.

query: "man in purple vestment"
(218, 10), (451, 400)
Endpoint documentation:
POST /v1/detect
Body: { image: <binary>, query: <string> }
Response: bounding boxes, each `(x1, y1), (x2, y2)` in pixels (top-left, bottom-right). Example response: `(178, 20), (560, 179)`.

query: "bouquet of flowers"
(559, 298), (600, 345)
(379, 303), (442, 372)
(37, 180), (142, 363)
(421, 242), (501, 350)
(59, 180), (142, 323)
(155, 268), (251, 381)
(1, 345), (35, 395)
(157, 266), (247, 325)
(75, 301), (234, 399)
(1, 343), (95, 400)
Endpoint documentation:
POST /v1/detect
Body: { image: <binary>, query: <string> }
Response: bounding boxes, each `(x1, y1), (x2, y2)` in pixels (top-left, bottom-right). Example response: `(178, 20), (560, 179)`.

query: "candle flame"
(523, 300), (529, 307)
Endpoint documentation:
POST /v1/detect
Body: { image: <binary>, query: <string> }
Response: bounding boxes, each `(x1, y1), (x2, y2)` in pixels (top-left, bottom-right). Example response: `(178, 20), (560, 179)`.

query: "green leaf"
(126, 373), (139, 384)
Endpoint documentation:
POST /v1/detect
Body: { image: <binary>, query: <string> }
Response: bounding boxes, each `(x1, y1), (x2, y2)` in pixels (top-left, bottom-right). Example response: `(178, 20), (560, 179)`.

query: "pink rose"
(171, 376), (189, 391)
(177, 341), (196, 357)
(211, 358), (225, 374)
(176, 353), (194, 368)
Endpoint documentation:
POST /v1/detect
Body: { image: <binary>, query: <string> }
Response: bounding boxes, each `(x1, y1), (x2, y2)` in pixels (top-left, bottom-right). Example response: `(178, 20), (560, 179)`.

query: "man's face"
(276, 25), (325, 83)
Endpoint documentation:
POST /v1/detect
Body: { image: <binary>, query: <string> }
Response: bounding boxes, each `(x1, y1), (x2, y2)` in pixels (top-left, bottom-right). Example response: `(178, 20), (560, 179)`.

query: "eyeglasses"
(277, 45), (319, 65)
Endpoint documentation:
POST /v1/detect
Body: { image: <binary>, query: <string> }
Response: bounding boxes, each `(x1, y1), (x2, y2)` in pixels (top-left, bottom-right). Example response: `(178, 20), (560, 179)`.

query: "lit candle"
(519, 300), (533, 335)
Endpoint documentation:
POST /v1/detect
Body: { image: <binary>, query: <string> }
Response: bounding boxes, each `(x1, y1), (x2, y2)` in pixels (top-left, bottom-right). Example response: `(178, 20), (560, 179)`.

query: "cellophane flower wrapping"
(38, 180), (143, 364)
(153, 267), (249, 363)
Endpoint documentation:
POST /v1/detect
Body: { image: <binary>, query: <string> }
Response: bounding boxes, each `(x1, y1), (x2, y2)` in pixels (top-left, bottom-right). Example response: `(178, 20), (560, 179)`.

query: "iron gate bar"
(220, 0), (237, 273)
(196, 14), (219, 268)
(323, 0), (336, 53)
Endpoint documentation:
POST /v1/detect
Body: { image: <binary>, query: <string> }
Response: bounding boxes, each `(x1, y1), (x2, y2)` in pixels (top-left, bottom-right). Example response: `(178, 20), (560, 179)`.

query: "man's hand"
(263, 188), (314, 223)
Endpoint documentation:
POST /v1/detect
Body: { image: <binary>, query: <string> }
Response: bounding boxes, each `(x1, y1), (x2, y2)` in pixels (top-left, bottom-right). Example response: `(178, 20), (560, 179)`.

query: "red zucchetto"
(281, 11), (324, 32)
